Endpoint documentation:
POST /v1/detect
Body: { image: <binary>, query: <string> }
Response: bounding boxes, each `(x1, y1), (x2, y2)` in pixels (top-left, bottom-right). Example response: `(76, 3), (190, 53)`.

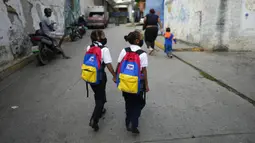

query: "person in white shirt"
(41, 8), (69, 59)
(86, 30), (116, 132)
(41, 8), (64, 39)
(116, 30), (149, 134)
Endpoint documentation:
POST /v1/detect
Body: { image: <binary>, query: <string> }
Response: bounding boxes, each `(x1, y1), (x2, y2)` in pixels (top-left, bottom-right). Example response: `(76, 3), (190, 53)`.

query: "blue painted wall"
(144, 0), (164, 26)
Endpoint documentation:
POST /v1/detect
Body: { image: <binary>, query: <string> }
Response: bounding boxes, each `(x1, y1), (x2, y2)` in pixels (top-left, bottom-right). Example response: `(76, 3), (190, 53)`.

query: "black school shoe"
(126, 124), (132, 132)
(132, 128), (140, 134)
(89, 120), (99, 132)
(99, 108), (106, 118)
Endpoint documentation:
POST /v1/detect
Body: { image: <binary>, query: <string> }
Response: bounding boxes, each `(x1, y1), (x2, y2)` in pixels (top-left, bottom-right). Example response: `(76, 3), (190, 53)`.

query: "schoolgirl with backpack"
(81, 30), (116, 132)
(116, 30), (150, 134)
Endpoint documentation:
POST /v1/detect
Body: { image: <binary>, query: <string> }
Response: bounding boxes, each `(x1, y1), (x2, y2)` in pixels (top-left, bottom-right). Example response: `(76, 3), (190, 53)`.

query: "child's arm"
(141, 67), (149, 92)
(103, 48), (116, 80)
(172, 35), (177, 44)
(106, 63), (116, 81)
(140, 53), (149, 92)
(115, 63), (120, 74)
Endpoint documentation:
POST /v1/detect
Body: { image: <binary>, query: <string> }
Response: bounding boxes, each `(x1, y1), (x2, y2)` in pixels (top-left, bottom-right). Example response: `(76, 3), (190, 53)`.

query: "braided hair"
(124, 31), (141, 45)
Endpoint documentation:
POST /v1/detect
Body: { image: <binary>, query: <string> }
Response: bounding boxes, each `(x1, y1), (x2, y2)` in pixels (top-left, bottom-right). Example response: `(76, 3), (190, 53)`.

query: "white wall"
(80, 0), (94, 15)
(227, 0), (255, 50)
(164, 0), (255, 51)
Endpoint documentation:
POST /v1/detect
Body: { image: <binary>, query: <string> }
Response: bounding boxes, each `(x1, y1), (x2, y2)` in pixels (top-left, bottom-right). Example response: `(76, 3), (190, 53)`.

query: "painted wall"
(164, 0), (255, 51)
(227, 0), (255, 50)
(0, 0), (94, 69)
(145, 0), (164, 23)
(0, 0), (66, 68)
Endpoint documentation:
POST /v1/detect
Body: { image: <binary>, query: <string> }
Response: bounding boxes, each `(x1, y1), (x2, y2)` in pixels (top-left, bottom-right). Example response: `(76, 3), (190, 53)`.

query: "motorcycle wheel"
(77, 30), (83, 39)
(37, 43), (49, 65)
(70, 33), (76, 41)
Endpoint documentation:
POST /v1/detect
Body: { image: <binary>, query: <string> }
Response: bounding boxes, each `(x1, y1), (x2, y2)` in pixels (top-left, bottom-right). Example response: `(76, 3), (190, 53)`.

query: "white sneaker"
(149, 48), (153, 51)
(148, 48), (155, 55)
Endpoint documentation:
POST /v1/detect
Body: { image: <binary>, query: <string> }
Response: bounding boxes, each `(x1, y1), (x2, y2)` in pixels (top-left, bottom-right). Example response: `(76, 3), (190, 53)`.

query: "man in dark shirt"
(78, 15), (87, 26)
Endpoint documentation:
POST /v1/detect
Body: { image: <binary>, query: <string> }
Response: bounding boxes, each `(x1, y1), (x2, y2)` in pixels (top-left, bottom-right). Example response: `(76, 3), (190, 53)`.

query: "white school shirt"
(86, 41), (112, 64)
(117, 45), (148, 69)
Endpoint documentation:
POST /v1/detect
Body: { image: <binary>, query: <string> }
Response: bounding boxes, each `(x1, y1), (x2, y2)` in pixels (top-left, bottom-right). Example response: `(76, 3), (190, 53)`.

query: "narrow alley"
(0, 25), (254, 143)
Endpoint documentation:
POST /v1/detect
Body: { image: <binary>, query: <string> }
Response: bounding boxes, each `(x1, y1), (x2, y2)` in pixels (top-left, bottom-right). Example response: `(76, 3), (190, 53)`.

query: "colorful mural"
(241, 0), (255, 35)
(144, 0), (164, 25)
(165, 0), (189, 24)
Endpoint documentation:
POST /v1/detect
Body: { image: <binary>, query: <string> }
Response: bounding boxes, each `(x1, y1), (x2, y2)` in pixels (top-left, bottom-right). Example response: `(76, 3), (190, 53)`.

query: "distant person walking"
(143, 9), (163, 55)
(164, 27), (176, 58)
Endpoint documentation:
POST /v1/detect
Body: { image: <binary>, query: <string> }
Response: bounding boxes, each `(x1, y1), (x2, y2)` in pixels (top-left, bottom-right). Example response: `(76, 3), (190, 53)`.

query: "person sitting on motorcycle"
(78, 15), (87, 27)
(41, 8), (70, 59)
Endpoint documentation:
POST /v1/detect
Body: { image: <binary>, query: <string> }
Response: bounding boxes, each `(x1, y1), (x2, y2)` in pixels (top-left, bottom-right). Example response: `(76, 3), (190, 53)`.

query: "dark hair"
(90, 30), (105, 42)
(44, 8), (52, 15)
(166, 27), (171, 32)
(150, 9), (155, 14)
(124, 31), (140, 45)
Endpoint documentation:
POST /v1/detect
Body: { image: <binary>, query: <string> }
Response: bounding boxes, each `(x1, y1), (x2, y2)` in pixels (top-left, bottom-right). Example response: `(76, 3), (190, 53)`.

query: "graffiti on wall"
(240, 0), (255, 35)
(165, 0), (175, 13)
(178, 5), (189, 23)
(245, 0), (255, 11)
(165, 0), (190, 24)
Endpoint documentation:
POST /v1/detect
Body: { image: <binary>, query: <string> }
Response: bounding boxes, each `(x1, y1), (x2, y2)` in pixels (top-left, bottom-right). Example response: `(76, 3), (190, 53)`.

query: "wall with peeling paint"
(0, 0), (67, 68)
(164, 0), (255, 51)
(164, 0), (204, 45)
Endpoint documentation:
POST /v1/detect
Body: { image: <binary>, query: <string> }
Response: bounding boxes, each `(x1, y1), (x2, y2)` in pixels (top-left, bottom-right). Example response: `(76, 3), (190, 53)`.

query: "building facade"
(0, 0), (97, 70)
(164, 0), (255, 51)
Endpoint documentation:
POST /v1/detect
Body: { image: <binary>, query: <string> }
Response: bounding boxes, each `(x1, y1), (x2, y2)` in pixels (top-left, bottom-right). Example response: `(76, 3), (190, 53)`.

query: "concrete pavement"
(0, 25), (255, 143)
(172, 52), (255, 103)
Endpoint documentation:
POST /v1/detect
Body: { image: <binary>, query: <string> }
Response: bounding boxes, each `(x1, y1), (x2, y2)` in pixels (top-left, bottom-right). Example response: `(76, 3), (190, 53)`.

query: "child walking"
(116, 30), (149, 134)
(82, 30), (116, 132)
(164, 27), (176, 58)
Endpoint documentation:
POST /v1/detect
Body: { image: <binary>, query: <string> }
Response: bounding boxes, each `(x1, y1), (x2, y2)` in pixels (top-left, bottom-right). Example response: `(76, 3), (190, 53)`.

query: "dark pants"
(145, 27), (158, 49)
(90, 72), (107, 124)
(123, 91), (145, 128)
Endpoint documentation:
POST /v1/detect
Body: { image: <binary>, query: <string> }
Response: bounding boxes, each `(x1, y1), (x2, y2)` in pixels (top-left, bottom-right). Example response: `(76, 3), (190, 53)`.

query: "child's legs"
(164, 44), (167, 53)
(130, 95), (142, 128)
(90, 73), (107, 124)
(123, 92), (142, 128)
(164, 44), (171, 54)
(123, 92), (132, 126)
(169, 45), (173, 54)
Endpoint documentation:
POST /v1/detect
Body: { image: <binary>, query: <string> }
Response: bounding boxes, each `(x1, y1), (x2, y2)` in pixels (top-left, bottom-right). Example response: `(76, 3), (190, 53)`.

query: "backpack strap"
(125, 47), (145, 55)
(136, 49), (145, 55)
(86, 82), (89, 98)
(124, 47), (131, 52)
(91, 41), (104, 48)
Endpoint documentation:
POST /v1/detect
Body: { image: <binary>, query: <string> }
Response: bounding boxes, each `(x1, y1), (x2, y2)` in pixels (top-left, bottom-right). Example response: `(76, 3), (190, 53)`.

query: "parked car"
(86, 6), (109, 29)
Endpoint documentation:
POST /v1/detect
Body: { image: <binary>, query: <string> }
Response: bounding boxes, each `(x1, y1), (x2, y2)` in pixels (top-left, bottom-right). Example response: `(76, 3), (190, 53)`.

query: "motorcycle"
(28, 23), (62, 65)
(67, 22), (83, 41)
(78, 24), (87, 36)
